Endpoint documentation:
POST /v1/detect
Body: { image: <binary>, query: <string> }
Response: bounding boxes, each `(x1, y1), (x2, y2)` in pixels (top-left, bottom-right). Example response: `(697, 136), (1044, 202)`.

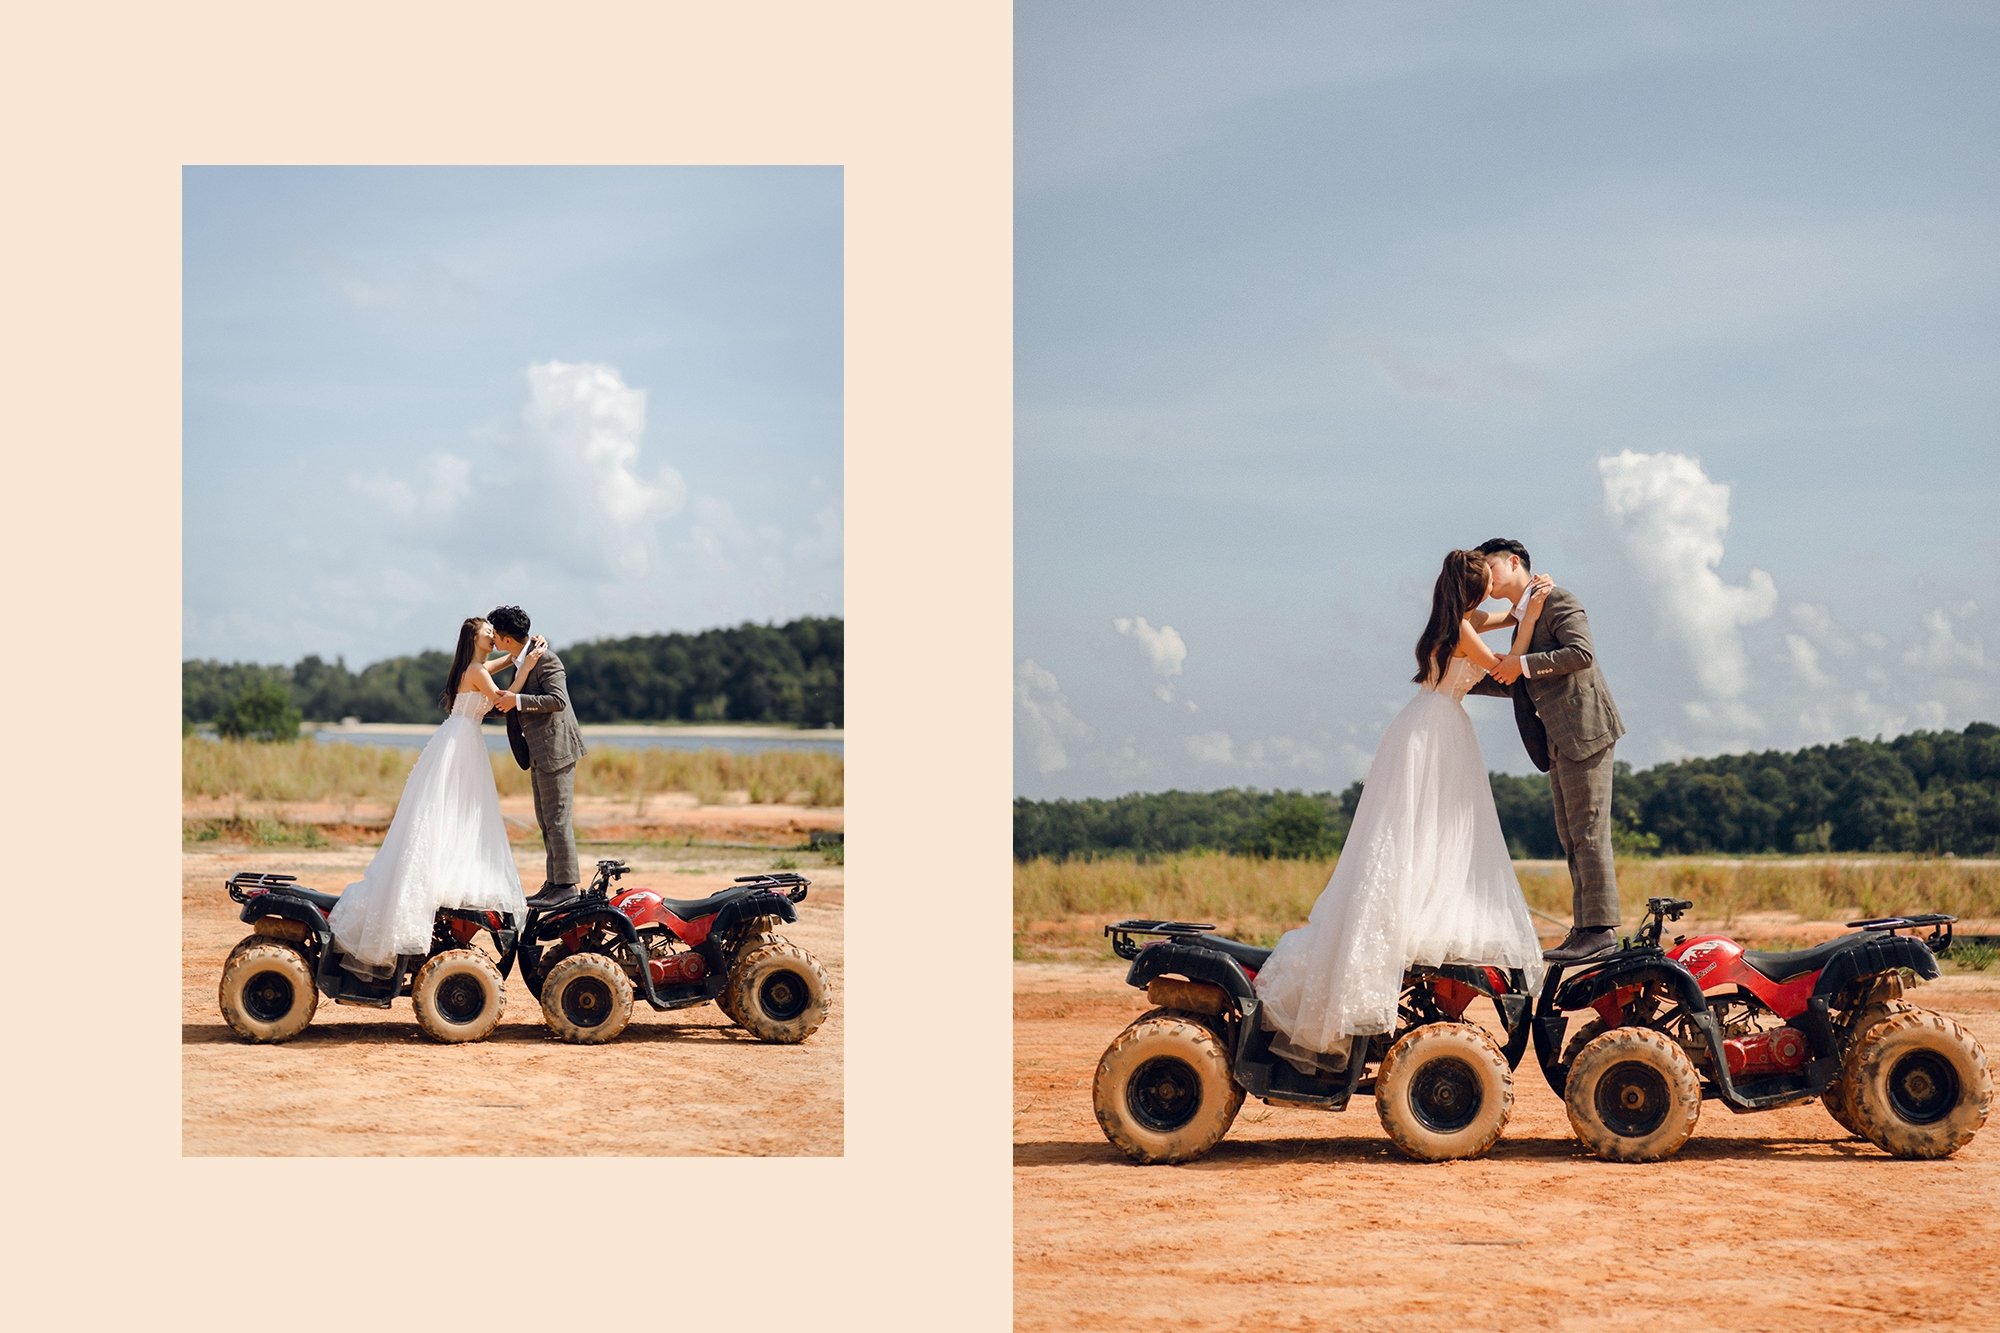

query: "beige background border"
(12, 2), (1011, 1323)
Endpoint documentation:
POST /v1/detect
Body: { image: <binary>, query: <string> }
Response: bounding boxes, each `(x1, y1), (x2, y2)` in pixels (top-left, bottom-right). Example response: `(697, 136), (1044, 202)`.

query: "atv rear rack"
(1847, 913), (1955, 952)
(733, 872), (811, 902)
(227, 871), (300, 903)
(1105, 918), (1217, 961)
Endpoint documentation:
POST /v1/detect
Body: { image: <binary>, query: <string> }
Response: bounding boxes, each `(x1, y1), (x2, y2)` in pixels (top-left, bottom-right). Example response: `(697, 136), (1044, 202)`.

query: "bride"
(327, 617), (539, 975)
(1254, 549), (1551, 1071)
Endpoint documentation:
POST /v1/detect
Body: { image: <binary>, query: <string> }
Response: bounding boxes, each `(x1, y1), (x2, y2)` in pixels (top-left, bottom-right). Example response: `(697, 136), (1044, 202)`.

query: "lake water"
(305, 728), (842, 756)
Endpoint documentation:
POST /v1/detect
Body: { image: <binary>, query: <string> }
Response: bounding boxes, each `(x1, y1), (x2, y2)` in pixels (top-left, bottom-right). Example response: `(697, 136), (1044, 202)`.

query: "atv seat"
(278, 885), (342, 913)
(1740, 935), (1863, 983)
(647, 884), (767, 922)
(1196, 935), (1273, 974)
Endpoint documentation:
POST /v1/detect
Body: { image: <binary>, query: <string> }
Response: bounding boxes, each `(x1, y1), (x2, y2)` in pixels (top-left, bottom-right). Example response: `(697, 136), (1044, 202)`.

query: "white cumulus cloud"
(1016, 659), (1091, 774)
(1599, 449), (1777, 698)
(349, 361), (686, 583)
(1113, 614), (1189, 701)
(517, 361), (686, 574)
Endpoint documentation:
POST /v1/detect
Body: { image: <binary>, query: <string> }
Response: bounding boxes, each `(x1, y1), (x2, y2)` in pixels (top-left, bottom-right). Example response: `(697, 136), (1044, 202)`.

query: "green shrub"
(215, 677), (302, 742)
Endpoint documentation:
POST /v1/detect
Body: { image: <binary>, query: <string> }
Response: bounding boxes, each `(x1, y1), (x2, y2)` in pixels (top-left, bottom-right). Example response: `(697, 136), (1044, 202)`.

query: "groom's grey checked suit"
(1471, 587), (1625, 929)
(501, 647), (586, 889)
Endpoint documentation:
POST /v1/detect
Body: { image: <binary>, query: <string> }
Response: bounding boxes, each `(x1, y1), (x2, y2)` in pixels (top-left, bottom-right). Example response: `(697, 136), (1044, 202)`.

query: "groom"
(487, 605), (587, 910)
(1469, 539), (1626, 963)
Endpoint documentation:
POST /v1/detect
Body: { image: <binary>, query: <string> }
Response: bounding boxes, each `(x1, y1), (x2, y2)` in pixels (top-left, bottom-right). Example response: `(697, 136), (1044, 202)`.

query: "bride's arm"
(1466, 574), (1552, 632)
(1458, 619), (1504, 672)
(465, 663), (505, 704)
(1509, 578), (1552, 658)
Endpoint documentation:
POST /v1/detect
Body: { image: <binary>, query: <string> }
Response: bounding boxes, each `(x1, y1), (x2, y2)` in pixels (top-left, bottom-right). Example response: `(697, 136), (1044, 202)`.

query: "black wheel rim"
(1886, 1050), (1960, 1126)
(1410, 1056), (1482, 1134)
(243, 969), (296, 1023)
(1595, 1060), (1671, 1138)
(758, 969), (810, 1021)
(437, 972), (488, 1024)
(1592, 1056), (1672, 1128)
(1128, 1056), (1202, 1133)
(562, 975), (613, 1027)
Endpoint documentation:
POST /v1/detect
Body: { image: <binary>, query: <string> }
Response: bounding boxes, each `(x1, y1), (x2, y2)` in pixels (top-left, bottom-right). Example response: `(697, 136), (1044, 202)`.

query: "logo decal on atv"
(1681, 940), (1725, 981)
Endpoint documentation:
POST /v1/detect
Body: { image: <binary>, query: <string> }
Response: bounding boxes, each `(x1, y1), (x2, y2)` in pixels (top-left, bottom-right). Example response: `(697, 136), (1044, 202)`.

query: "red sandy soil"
(1015, 960), (2000, 1332)
(185, 795), (843, 848)
(183, 845), (842, 1156)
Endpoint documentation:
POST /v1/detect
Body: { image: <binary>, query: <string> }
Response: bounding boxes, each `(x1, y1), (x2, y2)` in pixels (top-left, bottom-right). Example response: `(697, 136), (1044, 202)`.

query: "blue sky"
(1015, 3), (1999, 798)
(184, 166), (842, 666)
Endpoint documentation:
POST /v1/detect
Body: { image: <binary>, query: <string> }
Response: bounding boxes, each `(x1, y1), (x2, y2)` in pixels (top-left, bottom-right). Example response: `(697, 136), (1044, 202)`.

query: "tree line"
(1014, 723), (2000, 860)
(185, 617), (843, 730)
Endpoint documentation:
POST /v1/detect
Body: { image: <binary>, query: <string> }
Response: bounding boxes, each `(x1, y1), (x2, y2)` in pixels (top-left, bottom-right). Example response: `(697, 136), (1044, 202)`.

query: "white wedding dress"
(1254, 656), (1545, 1064)
(327, 691), (528, 971)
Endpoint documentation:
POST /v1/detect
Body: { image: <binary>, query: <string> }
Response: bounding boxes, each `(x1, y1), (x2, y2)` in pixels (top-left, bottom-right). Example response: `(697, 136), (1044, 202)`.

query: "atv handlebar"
(1637, 897), (1694, 946)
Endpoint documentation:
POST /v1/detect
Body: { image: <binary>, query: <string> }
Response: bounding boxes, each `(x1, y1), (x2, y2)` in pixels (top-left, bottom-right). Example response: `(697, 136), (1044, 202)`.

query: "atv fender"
(1537, 955), (1722, 1098)
(1125, 941), (1258, 1007)
(1413, 964), (1533, 1067)
(712, 890), (799, 936)
(437, 908), (519, 976)
(1812, 933), (1941, 1000)
(239, 895), (331, 943)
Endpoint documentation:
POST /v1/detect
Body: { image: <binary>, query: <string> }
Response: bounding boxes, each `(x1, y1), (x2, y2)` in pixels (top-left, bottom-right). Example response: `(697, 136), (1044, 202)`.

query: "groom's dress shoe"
(1543, 927), (1620, 964)
(525, 883), (578, 910)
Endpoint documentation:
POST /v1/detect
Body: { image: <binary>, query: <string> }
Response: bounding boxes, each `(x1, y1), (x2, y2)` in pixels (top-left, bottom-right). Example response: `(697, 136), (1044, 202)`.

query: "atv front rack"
(1105, 918), (1217, 961)
(1847, 913), (1955, 953)
(227, 871), (300, 903)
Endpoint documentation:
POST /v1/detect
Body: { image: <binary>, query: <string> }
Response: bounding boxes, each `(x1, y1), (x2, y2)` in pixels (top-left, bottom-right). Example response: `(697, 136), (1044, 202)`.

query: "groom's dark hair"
(1475, 538), (1531, 570)
(487, 605), (532, 640)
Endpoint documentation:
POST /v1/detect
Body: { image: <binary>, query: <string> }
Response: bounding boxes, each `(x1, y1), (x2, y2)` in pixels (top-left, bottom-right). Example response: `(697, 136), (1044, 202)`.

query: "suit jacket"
(500, 647), (586, 772)
(1468, 587), (1623, 770)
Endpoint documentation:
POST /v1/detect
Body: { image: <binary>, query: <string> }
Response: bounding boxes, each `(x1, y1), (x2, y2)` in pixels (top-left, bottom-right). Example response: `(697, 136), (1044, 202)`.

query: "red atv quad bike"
(1538, 897), (1991, 1162)
(217, 871), (520, 1044)
(517, 859), (832, 1045)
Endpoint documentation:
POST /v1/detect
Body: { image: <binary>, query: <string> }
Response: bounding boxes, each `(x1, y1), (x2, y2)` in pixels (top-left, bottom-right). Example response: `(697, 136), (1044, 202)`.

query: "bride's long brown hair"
(1412, 550), (1492, 685)
(438, 617), (488, 712)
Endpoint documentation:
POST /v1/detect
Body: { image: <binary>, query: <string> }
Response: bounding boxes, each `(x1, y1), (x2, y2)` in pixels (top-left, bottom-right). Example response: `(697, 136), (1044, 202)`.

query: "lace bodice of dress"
(1422, 656), (1487, 703)
(450, 691), (494, 720)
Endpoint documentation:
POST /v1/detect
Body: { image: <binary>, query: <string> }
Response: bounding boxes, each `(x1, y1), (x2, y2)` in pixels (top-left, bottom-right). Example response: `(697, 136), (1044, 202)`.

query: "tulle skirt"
(1253, 688), (1545, 1057)
(327, 714), (527, 968)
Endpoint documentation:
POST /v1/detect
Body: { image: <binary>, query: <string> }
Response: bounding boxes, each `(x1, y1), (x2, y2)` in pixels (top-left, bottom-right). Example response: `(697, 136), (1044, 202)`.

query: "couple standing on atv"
(1254, 539), (1622, 1073)
(326, 603), (586, 976)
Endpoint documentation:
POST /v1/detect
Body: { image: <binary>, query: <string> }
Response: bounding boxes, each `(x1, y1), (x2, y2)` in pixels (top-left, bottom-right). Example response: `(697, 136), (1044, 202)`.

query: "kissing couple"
(327, 605), (588, 977)
(1255, 539), (1626, 1074)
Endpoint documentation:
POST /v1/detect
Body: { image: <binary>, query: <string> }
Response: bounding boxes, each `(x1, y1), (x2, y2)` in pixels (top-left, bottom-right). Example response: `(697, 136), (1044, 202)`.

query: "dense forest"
(184, 617), (843, 728)
(1014, 723), (2000, 860)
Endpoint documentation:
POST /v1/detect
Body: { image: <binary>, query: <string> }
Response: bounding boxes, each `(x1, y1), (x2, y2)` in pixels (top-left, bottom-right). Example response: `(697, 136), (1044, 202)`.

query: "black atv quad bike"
(217, 872), (520, 1044)
(1093, 920), (1536, 1164)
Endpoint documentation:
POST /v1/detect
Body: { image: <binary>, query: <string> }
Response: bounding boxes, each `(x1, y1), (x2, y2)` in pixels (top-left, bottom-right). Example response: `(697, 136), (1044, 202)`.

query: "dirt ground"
(1015, 960), (2000, 1332)
(186, 793), (844, 849)
(183, 842), (842, 1156)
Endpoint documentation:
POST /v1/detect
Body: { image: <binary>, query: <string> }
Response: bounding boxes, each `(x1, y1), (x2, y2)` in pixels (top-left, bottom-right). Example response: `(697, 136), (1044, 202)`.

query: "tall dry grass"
(1015, 852), (2000, 959)
(184, 737), (842, 807)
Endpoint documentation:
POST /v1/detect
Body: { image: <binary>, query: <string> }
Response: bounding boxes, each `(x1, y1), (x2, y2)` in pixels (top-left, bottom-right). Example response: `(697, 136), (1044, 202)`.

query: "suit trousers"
(530, 760), (580, 888)
(1548, 736), (1619, 928)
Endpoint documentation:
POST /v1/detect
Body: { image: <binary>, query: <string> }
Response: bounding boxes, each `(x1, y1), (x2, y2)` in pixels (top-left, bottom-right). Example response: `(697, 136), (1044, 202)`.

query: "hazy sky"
(1015, 3), (1998, 799)
(184, 166), (842, 666)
